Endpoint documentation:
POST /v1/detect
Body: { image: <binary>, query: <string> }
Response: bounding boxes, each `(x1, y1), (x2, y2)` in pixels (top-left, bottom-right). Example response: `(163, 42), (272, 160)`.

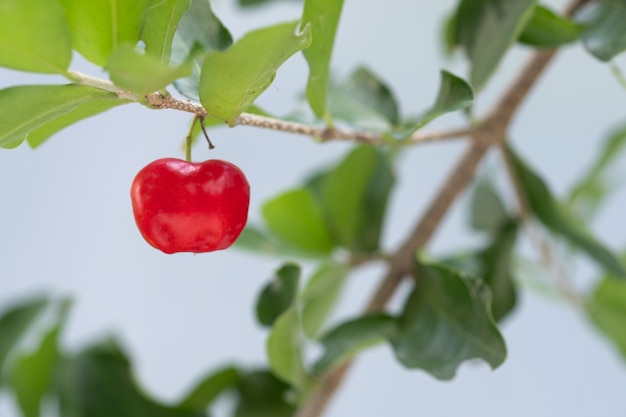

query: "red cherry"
(130, 158), (250, 254)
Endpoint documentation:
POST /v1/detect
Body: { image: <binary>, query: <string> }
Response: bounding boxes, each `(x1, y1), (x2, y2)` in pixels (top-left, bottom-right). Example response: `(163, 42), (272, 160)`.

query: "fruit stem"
(199, 117), (215, 150)
(184, 116), (199, 162)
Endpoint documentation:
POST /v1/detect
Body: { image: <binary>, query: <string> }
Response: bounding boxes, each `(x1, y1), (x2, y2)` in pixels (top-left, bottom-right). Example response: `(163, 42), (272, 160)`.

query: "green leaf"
(454, 0), (537, 90)
(567, 121), (626, 219)
(178, 366), (240, 411)
(267, 309), (310, 390)
(519, 4), (583, 47)
(313, 314), (397, 374)
(256, 263), (301, 327)
(0, 297), (48, 382)
(398, 70), (473, 137)
(55, 339), (204, 417)
(578, 0), (626, 61)
(142, 0), (192, 63)
(321, 145), (394, 254)
(0, 0), (72, 74)
(262, 188), (336, 254)
(199, 21), (312, 124)
(233, 225), (326, 259)
(300, 262), (350, 339)
(508, 146), (626, 278)
(328, 67), (400, 130)
(469, 174), (508, 232)
(587, 275), (626, 359)
(7, 300), (70, 417)
(234, 370), (295, 417)
(59, 0), (152, 66)
(302, 0), (344, 122)
(107, 44), (193, 95)
(237, 0), (301, 7)
(172, 0), (233, 101)
(0, 85), (126, 149)
(391, 262), (507, 380)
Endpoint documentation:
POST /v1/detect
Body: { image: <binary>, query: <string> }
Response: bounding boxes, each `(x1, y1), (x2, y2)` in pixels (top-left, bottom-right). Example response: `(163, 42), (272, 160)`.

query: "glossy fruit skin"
(131, 158), (250, 254)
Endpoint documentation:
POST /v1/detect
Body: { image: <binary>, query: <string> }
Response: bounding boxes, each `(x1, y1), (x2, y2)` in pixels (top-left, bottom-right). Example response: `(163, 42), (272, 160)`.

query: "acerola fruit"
(131, 158), (250, 254)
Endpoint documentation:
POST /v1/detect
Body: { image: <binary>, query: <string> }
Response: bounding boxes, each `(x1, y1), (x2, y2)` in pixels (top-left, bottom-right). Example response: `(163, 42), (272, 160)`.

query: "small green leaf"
(321, 145), (394, 254)
(267, 309), (310, 390)
(199, 21), (312, 124)
(587, 275), (626, 359)
(328, 67), (400, 130)
(0, 297), (48, 382)
(0, 0), (72, 74)
(55, 339), (204, 417)
(172, 0), (233, 101)
(234, 370), (295, 417)
(398, 70), (473, 137)
(59, 0), (152, 66)
(578, 0), (626, 61)
(391, 262), (507, 380)
(142, 0), (192, 63)
(256, 263), (301, 327)
(508, 146), (626, 278)
(0, 85), (126, 149)
(107, 44), (193, 95)
(567, 121), (626, 219)
(454, 0), (537, 90)
(519, 4), (584, 47)
(302, 0), (345, 122)
(7, 300), (70, 417)
(262, 188), (335, 254)
(313, 314), (397, 374)
(300, 262), (350, 339)
(469, 174), (509, 232)
(179, 366), (240, 411)
(233, 225), (326, 259)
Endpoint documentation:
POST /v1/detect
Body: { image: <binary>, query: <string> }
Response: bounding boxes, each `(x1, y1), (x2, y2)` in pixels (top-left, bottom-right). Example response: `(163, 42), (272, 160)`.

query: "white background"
(1, 0), (626, 416)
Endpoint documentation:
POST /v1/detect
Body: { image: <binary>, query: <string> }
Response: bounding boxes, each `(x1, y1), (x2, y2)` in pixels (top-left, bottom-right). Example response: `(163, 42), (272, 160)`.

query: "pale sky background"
(1, 0), (626, 416)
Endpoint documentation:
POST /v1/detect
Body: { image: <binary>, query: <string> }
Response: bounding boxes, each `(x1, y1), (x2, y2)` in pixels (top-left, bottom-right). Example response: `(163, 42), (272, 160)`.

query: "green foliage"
(302, 0), (344, 123)
(578, 0), (626, 61)
(0, 0), (71, 74)
(256, 264), (301, 327)
(199, 21), (312, 124)
(519, 4), (584, 47)
(142, 0), (192, 63)
(233, 370), (295, 417)
(469, 175), (509, 232)
(391, 262), (507, 380)
(178, 366), (240, 411)
(453, 0), (536, 90)
(508, 146), (626, 278)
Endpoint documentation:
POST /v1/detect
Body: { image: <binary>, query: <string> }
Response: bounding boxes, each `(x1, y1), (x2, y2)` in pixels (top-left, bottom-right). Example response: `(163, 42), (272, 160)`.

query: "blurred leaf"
(587, 273), (626, 359)
(262, 188), (336, 254)
(578, 0), (626, 61)
(172, 0), (233, 101)
(519, 4), (583, 47)
(391, 262), (507, 380)
(454, 0), (536, 90)
(321, 145), (394, 254)
(234, 370), (295, 417)
(302, 0), (344, 122)
(0, 0), (71, 74)
(300, 262), (350, 339)
(567, 121), (626, 219)
(442, 10), (459, 55)
(508, 146), (626, 278)
(328, 67), (400, 130)
(398, 70), (473, 137)
(179, 366), (240, 411)
(0, 85), (125, 149)
(142, 0), (192, 63)
(59, 0), (152, 66)
(233, 225), (326, 259)
(107, 44), (193, 95)
(200, 21), (311, 124)
(267, 309), (310, 390)
(469, 174), (508, 232)
(313, 314), (397, 374)
(0, 296), (48, 381)
(256, 263), (301, 327)
(56, 339), (203, 417)
(8, 300), (70, 417)
(238, 0), (301, 7)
